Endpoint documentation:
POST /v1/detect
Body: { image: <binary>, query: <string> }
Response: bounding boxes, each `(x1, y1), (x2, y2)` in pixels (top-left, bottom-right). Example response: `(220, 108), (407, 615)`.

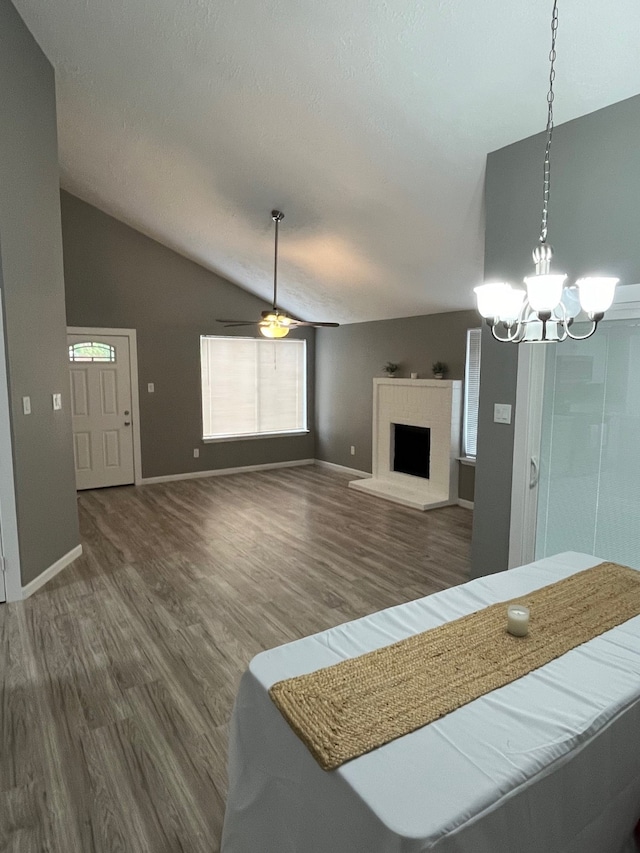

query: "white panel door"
(68, 334), (135, 490)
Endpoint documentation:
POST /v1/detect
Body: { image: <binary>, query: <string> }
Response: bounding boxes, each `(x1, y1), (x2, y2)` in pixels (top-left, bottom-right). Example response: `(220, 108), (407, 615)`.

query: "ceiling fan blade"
(217, 320), (257, 327)
(289, 320), (340, 328)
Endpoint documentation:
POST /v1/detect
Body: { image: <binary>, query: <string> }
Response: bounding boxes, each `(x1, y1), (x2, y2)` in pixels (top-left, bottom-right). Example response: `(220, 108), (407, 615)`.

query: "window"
(463, 328), (482, 458)
(201, 336), (307, 440)
(69, 341), (116, 362)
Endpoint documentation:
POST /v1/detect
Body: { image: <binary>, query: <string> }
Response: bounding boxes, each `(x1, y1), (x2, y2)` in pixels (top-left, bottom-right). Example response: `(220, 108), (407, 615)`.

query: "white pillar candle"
(410, 372), (418, 379)
(507, 604), (530, 637)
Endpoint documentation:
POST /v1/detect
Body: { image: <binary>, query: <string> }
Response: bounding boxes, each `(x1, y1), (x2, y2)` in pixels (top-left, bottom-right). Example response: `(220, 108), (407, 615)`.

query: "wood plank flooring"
(0, 465), (472, 853)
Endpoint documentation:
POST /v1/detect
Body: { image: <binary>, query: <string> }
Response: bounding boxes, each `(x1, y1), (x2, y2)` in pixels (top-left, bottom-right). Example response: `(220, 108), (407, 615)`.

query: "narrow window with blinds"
(463, 328), (482, 458)
(201, 336), (307, 440)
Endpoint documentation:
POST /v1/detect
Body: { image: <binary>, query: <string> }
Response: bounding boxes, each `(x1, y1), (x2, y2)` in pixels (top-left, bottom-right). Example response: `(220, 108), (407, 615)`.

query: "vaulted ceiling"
(13, 0), (640, 323)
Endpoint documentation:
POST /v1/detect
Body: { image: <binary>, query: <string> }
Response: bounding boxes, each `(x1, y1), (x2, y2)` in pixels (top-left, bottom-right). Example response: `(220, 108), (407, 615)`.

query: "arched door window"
(68, 341), (116, 363)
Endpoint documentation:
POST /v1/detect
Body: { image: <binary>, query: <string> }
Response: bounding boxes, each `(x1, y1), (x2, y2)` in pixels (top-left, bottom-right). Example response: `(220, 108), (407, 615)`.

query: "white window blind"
(201, 336), (307, 439)
(463, 328), (482, 458)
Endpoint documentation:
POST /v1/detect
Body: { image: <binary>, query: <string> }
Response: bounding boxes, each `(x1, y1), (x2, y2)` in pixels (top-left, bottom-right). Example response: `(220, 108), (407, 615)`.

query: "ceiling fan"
(217, 210), (340, 338)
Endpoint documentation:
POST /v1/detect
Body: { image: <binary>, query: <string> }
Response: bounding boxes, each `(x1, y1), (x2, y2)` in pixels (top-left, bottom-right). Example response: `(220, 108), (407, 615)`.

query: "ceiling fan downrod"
(271, 210), (284, 311)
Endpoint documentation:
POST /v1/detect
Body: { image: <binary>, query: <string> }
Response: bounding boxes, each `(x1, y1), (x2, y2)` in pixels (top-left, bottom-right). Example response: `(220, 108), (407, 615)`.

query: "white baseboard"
(314, 460), (371, 479)
(22, 544), (83, 598)
(140, 458), (315, 485)
(458, 498), (474, 510)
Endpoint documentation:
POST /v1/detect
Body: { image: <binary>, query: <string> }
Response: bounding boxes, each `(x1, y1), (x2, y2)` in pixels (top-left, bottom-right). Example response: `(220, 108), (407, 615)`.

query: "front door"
(68, 334), (135, 490)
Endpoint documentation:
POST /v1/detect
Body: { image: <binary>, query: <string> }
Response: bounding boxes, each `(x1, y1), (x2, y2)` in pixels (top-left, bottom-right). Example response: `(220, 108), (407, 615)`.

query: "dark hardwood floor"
(0, 465), (472, 853)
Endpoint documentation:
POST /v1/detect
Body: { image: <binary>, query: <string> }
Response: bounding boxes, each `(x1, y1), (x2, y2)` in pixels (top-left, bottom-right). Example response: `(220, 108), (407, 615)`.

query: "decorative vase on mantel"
(382, 362), (399, 379)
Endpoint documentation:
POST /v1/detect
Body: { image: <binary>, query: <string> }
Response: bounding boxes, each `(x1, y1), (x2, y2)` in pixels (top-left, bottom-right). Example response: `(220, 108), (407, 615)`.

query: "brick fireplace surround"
(349, 378), (461, 511)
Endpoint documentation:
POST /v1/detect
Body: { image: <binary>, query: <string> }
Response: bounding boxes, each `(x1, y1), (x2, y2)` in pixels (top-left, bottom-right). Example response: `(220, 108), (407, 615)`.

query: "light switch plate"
(52, 393), (62, 410)
(493, 403), (512, 425)
(148, 383), (155, 393)
(22, 396), (31, 415)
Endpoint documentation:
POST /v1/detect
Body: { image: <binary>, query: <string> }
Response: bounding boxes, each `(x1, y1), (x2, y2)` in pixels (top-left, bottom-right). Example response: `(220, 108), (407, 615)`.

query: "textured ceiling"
(13, 0), (640, 323)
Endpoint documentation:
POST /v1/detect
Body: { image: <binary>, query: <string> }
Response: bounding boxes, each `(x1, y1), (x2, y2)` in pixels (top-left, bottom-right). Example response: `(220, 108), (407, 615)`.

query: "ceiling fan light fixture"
(215, 209), (339, 333)
(259, 312), (291, 339)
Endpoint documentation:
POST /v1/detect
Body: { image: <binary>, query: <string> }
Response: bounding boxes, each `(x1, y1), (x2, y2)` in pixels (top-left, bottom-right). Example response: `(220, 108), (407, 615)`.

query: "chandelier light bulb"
(524, 274), (567, 314)
(474, 283), (512, 319)
(576, 277), (619, 316)
(501, 287), (526, 323)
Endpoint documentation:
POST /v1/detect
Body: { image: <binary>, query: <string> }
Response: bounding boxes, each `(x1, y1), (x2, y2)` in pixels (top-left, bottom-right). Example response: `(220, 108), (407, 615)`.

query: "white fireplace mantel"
(349, 378), (462, 511)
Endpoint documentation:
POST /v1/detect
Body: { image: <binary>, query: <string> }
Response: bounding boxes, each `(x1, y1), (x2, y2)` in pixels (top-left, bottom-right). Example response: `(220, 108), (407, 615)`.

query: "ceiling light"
(259, 312), (291, 338)
(261, 211), (290, 338)
(475, 0), (618, 343)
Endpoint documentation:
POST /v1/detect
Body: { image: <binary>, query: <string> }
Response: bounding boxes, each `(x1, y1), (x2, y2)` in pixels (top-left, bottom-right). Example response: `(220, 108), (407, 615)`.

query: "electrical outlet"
(22, 396), (31, 415)
(350, 445), (356, 456)
(193, 448), (200, 458)
(52, 393), (62, 410)
(147, 383), (155, 393)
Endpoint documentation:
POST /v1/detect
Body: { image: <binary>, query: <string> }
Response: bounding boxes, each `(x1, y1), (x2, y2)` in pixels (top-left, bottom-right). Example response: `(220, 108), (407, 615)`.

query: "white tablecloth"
(221, 552), (640, 853)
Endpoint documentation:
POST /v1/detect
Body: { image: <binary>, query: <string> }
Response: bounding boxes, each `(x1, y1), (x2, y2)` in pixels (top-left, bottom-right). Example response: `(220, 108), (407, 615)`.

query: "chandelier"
(474, 0), (618, 343)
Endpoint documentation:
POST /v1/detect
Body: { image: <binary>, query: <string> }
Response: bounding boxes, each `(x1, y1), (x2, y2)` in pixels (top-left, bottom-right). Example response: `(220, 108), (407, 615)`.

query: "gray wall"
(471, 93), (640, 577)
(0, 0), (80, 586)
(315, 311), (479, 502)
(61, 192), (315, 479)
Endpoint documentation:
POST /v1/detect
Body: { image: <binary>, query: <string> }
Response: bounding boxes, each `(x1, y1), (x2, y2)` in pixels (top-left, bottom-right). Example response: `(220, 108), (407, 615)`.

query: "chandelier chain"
(540, 0), (559, 245)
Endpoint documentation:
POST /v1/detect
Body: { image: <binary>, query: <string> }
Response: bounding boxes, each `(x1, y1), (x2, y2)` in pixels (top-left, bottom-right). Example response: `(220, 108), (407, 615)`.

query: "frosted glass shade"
(259, 313), (291, 338)
(524, 274), (567, 313)
(500, 287), (526, 322)
(474, 282), (511, 319)
(576, 277), (619, 315)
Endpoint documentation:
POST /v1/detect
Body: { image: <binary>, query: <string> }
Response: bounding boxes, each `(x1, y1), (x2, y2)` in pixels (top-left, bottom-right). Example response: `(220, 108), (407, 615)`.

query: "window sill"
(203, 429), (310, 444)
(457, 456), (476, 467)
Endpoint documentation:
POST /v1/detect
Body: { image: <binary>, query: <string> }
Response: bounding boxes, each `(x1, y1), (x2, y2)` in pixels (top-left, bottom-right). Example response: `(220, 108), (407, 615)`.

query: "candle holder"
(507, 604), (530, 637)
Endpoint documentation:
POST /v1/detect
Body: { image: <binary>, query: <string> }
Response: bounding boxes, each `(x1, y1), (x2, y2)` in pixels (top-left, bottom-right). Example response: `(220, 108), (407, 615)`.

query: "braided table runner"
(269, 561), (640, 770)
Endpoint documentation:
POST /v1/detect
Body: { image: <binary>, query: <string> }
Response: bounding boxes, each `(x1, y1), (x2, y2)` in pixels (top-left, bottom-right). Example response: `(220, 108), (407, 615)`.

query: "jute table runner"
(269, 561), (640, 771)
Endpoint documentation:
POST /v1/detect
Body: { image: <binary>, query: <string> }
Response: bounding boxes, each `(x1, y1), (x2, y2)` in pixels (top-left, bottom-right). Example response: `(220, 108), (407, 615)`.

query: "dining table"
(221, 551), (640, 853)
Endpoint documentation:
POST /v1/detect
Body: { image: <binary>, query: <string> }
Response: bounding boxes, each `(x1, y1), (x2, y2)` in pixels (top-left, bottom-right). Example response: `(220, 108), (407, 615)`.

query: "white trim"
(140, 458), (315, 485)
(67, 327), (142, 486)
(22, 544), (83, 598)
(606, 283), (640, 320)
(458, 498), (474, 510)
(314, 460), (371, 478)
(0, 296), (22, 602)
(457, 456), (476, 467)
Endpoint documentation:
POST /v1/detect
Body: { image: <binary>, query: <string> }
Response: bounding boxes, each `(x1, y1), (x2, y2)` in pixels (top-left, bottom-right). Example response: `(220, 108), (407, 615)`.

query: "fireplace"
(393, 424), (430, 479)
(349, 378), (462, 510)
